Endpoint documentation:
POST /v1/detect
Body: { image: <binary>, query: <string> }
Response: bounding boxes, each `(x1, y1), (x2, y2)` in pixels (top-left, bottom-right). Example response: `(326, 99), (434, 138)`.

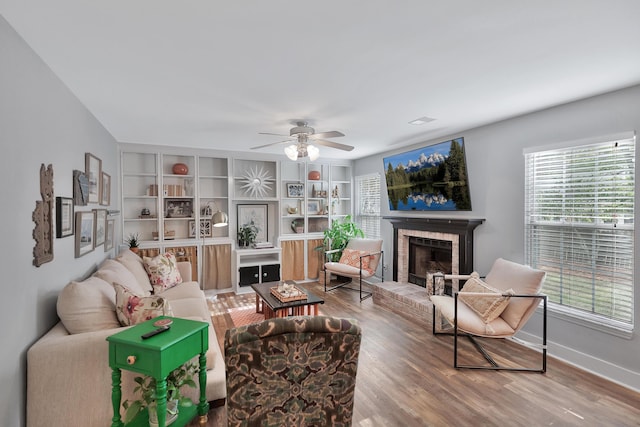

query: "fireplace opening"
(408, 237), (452, 287)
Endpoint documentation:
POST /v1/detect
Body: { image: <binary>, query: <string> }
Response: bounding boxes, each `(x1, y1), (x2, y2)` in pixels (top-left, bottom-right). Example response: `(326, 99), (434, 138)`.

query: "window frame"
(524, 132), (635, 338)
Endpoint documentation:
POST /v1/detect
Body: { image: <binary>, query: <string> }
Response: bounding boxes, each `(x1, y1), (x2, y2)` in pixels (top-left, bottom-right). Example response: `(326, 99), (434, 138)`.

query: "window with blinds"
(524, 134), (635, 331)
(356, 173), (381, 239)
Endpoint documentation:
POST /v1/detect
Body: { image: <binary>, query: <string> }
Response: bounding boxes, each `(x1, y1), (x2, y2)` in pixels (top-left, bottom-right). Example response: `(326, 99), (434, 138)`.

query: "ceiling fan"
(252, 121), (354, 160)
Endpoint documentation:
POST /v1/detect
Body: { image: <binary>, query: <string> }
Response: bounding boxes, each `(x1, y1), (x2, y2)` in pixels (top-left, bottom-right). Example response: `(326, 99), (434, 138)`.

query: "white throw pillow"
(57, 276), (120, 334)
(95, 259), (148, 297)
(116, 249), (153, 294)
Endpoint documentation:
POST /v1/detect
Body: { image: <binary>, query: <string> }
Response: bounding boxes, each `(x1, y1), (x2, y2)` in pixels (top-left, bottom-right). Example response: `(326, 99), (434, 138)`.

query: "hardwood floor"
(191, 282), (640, 426)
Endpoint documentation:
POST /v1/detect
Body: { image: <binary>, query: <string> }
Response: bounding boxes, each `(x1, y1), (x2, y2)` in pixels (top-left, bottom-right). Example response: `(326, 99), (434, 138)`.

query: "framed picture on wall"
(73, 170), (89, 206)
(85, 153), (102, 204)
(93, 209), (107, 247)
(237, 204), (268, 243)
(104, 219), (115, 252)
(56, 197), (74, 238)
(75, 211), (94, 258)
(100, 172), (110, 206)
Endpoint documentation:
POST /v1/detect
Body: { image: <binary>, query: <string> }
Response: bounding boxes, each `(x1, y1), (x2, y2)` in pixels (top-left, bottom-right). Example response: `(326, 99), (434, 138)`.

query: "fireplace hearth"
(384, 217), (484, 285)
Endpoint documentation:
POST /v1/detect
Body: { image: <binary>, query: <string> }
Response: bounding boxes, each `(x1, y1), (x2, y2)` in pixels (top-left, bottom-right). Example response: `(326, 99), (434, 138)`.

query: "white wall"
(0, 16), (118, 426)
(355, 84), (640, 391)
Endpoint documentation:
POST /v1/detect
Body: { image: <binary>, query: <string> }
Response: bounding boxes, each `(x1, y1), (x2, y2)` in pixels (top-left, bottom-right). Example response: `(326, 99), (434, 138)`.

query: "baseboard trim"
(516, 330), (640, 393)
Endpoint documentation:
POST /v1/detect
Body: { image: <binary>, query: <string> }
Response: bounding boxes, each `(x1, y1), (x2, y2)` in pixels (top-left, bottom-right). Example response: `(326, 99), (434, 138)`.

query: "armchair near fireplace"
(431, 258), (547, 372)
(323, 238), (384, 301)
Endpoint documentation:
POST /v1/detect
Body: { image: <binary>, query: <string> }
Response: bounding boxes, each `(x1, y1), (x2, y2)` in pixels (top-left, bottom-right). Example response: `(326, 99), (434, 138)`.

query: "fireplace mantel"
(384, 216), (484, 282)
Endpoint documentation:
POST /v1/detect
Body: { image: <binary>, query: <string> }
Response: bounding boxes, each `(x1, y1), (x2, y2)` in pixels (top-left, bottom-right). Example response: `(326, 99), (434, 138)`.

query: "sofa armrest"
(27, 322), (133, 427)
(177, 261), (192, 281)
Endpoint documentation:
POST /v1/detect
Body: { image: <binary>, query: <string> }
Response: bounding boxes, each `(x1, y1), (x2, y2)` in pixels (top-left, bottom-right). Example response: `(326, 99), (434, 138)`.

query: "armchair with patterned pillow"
(323, 238), (384, 301)
(430, 257), (547, 372)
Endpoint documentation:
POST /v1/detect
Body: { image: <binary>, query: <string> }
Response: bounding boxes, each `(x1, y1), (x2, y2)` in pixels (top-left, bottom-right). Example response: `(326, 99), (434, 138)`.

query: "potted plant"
(237, 221), (259, 247)
(122, 361), (198, 425)
(316, 215), (364, 283)
(126, 233), (140, 253)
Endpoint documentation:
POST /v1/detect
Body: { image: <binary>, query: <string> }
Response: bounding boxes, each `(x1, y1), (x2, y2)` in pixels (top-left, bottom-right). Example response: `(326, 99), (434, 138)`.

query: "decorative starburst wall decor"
(240, 165), (274, 198)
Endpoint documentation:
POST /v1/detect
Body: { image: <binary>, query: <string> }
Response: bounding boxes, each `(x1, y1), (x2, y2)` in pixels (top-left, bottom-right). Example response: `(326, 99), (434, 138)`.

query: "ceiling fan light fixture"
(307, 144), (320, 161)
(285, 144), (299, 160)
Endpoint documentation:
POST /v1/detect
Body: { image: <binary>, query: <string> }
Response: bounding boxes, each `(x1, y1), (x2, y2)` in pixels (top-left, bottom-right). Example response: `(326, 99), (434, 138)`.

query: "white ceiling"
(2, 1), (640, 160)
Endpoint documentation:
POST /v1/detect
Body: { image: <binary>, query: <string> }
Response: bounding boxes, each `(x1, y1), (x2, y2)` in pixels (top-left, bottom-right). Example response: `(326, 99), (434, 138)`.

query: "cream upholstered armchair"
(323, 238), (384, 301)
(430, 258), (547, 372)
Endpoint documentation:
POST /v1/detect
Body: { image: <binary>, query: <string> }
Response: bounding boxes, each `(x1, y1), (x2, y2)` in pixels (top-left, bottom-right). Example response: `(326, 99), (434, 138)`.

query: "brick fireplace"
(384, 217), (484, 285)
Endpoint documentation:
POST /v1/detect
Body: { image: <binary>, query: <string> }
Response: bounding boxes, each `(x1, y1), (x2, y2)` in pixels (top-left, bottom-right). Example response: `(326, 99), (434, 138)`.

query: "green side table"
(107, 316), (209, 427)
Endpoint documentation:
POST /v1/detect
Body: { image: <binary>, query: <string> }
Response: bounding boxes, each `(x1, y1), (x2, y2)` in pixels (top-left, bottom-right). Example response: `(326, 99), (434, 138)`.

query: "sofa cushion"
(458, 277), (513, 323)
(431, 295), (516, 337)
(57, 276), (120, 334)
(94, 259), (149, 297)
(114, 283), (173, 326)
(484, 258), (546, 329)
(159, 281), (204, 301)
(143, 252), (183, 294)
(338, 248), (373, 274)
(116, 249), (153, 294)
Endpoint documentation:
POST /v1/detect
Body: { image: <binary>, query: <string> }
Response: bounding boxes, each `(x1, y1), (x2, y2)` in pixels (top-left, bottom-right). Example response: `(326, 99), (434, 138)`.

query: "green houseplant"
(126, 233), (140, 253)
(237, 221), (259, 247)
(122, 361), (198, 424)
(320, 215), (364, 262)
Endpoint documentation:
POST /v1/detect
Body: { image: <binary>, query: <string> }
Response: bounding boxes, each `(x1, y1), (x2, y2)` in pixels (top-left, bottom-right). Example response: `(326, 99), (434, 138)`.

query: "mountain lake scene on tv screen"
(384, 137), (472, 211)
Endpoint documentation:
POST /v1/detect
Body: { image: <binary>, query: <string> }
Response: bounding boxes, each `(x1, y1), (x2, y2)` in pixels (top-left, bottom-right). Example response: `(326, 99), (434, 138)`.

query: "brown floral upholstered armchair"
(224, 316), (362, 426)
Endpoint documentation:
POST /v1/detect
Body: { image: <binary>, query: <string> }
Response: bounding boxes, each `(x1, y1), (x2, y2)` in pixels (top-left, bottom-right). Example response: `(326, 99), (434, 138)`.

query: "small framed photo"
(75, 211), (95, 258)
(307, 200), (321, 215)
(56, 197), (74, 238)
(189, 219), (212, 237)
(286, 183), (304, 198)
(85, 153), (102, 204)
(165, 198), (193, 218)
(100, 172), (111, 206)
(104, 219), (115, 252)
(93, 209), (107, 247)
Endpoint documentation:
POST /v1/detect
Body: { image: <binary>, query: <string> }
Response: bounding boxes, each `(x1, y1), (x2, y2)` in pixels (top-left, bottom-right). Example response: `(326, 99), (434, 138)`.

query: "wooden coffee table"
(251, 281), (324, 319)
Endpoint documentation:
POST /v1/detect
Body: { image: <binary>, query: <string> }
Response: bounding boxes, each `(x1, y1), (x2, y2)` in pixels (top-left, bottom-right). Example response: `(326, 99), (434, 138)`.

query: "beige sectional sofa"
(26, 249), (225, 427)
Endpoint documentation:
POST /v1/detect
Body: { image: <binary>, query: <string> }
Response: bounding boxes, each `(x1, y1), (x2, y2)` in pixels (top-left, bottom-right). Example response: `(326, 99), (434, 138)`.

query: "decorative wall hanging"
(75, 210), (95, 258)
(240, 165), (273, 198)
(85, 152), (102, 204)
(73, 169), (89, 206)
(32, 163), (54, 267)
(100, 172), (110, 206)
(55, 197), (74, 238)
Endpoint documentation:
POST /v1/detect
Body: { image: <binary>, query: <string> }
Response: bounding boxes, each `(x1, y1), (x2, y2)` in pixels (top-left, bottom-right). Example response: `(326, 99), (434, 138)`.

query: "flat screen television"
(383, 137), (472, 211)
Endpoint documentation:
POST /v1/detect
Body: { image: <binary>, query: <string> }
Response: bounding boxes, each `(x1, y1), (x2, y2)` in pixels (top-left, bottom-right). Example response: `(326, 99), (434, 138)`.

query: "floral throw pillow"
(114, 282), (173, 326)
(338, 248), (374, 274)
(143, 252), (183, 294)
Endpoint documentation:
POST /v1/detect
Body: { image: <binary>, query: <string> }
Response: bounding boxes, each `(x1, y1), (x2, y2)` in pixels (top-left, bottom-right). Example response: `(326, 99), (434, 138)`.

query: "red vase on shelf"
(308, 170), (320, 180)
(172, 163), (189, 175)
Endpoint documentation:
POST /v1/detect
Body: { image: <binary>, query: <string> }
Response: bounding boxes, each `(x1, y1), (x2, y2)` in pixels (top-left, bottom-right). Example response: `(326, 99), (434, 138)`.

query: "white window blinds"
(524, 134), (635, 328)
(356, 173), (381, 239)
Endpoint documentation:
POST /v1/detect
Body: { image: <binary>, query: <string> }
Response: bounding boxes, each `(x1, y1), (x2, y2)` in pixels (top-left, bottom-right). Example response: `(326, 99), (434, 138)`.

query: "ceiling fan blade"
(258, 132), (290, 137)
(309, 130), (345, 139)
(312, 139), (354, 151)
(250, 139), (294, 150)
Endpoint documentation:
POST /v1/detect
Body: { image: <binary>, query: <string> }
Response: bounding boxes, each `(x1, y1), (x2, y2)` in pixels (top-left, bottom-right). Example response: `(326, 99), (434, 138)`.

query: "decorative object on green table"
(318, 215), (364, 262)
(126, 232), (140, 253)
(238, 221), (259, 247)
(122, 361), (198, 424)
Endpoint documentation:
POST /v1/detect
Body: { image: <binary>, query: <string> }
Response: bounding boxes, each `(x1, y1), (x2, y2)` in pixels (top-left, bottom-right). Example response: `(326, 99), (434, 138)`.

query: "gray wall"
(0, 16), (118, 426)
(355, 84), (640, 391)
